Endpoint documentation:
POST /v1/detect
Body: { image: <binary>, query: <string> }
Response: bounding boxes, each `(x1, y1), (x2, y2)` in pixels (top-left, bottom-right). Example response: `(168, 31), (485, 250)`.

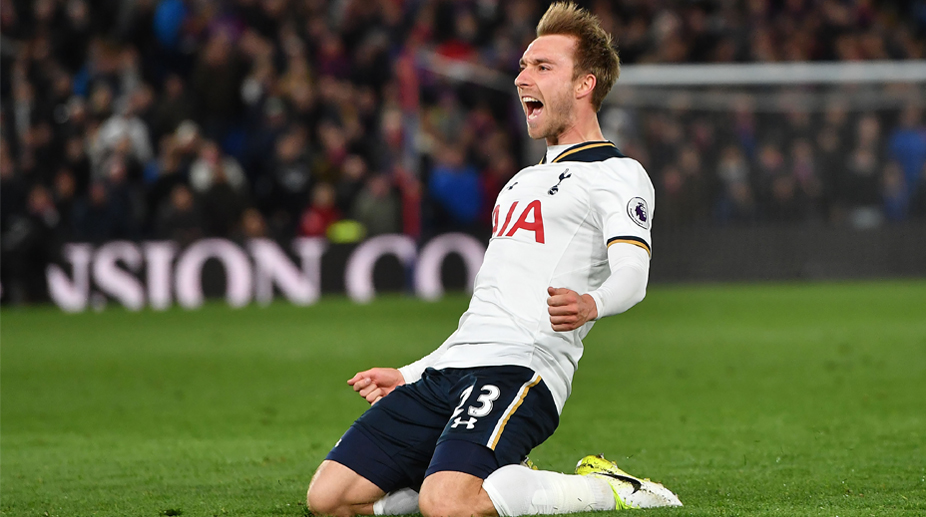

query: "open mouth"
(523, 96), (544, 120)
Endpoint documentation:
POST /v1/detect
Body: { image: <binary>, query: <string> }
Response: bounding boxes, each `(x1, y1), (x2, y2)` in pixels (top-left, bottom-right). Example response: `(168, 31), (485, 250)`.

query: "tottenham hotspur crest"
(627, 197), (650, 229)
(548, 169), (571, 195)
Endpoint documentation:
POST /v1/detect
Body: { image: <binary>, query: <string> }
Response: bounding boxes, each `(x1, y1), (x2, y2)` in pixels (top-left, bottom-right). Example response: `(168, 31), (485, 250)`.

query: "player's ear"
(575, 73), (596, 101)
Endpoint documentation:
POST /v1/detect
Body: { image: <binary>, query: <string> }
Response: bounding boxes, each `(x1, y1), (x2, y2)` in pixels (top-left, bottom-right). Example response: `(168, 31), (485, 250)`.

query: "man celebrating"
(307, 3), (681, 515)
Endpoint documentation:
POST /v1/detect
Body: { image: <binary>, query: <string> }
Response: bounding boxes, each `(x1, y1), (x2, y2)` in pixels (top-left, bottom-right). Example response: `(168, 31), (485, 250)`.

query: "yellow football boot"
(576, 454), (683, 509)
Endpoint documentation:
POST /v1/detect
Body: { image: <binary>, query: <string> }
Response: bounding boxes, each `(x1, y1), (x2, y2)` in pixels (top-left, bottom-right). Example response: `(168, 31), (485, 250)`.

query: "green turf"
(2, 281), (925, 516)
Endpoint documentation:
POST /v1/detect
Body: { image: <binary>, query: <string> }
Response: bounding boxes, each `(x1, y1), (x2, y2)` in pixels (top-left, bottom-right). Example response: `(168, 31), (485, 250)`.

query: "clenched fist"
(547, 286), (598, 331)
(347, 367), (405, 405)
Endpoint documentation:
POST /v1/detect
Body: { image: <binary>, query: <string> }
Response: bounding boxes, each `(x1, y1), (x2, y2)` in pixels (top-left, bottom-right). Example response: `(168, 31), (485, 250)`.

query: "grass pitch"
(2, 281), (925, 516)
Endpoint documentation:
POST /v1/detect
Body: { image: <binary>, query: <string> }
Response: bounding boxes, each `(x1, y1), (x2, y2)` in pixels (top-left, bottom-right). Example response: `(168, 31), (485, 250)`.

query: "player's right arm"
(348, 340), (452, 404)
(347, 368), (405, 405)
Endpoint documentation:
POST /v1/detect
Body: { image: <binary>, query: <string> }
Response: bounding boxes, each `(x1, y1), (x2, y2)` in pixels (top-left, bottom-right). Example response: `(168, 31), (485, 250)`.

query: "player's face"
(515, 35), (580, 142)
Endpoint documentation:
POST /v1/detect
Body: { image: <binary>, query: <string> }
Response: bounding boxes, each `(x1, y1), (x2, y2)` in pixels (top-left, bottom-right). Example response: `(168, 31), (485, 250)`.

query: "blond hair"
(536, 2), (620, 111)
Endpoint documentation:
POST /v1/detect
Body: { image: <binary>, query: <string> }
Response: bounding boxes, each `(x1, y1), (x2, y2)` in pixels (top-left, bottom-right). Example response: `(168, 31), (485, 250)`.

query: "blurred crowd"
(2, 0), (926, 302)
(602, 95), (926, 228)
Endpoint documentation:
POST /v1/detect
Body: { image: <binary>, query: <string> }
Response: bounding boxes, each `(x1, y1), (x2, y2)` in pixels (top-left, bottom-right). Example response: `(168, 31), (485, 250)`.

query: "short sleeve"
(589, 158), (655, 256)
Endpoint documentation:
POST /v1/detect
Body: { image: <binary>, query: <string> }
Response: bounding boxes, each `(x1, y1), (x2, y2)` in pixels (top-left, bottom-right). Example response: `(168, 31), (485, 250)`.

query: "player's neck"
(545, 115), (604, 147)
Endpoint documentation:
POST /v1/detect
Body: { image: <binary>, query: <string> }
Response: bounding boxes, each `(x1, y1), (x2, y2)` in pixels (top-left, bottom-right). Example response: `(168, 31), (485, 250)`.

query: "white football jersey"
(407, 141), (654, 413)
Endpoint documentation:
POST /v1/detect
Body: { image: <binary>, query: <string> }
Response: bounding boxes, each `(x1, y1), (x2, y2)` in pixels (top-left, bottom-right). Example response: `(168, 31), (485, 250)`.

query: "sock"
(372, 488), (420, 515)
(482, 464), (616, 516)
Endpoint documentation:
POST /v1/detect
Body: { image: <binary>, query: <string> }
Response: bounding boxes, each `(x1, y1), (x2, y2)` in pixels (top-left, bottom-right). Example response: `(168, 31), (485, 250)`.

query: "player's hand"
(347, 367), (405, 405)
(547, 287), (598, 332)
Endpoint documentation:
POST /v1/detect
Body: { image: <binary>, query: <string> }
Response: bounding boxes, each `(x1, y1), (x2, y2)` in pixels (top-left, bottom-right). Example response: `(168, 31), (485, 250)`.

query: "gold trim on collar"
(551, 142), (615, 163)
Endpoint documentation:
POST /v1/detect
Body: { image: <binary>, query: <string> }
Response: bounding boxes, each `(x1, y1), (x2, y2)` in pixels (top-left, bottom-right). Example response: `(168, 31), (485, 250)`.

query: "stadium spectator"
(889, 106), (926, 196)
(335, 154), (369, 216)
(72, 181), (119, 243)
(52, 169), (78, 240)
(190, 30), (248, 141)
(189, 140), (247, 194)
(200, 163), (250, 239)
(0, 138), (26, 230)
(655, 164), (687, 228)
(882, 162), (910, 221)
(840, 146), (884, 229)
(96, 100), (154, 166)
(427, 144), (482, 234)
(145, 134), (186, 223)
(242, 97), (289, 181)
(2, 185), (60, 303)
(95, 153), (145, 239)
(675, 145), (711, 223)
(299, 183), (341, 238)
(714, 145), (756, 224)
(789, 139), (824, 219)
(155, 183), (202, 246)
(260, 128), (313, 225)
(238, 207), (270, 241)
(352, 174), (400, 237)
(62, 135), (92, 197)
(479, 153), (518, 226)
(910, 164), (926, 218)
(151, 74), (196, 143)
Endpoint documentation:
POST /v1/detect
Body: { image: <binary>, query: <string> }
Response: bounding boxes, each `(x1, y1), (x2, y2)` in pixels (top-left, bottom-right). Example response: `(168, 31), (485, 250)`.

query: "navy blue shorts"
(325, 365), (559, 493)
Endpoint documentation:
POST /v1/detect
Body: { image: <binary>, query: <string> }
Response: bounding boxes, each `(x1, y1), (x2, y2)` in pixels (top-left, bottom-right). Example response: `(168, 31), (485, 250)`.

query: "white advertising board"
(46, 234), (485, 312)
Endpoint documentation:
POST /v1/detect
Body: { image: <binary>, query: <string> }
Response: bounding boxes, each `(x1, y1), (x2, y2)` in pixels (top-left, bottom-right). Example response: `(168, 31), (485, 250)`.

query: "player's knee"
(307, 487), (346, 516)
(307, 479), (352, 516)
(419, 488), (484, 517)
(306, 485), (332, 515)
(418, 490), (454, 517)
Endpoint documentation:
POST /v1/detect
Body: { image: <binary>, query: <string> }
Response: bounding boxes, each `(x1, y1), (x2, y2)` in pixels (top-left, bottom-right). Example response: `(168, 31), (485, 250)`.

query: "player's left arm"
(548, 159), (653, 332)
(547, 287), (598, 331)
(547, 244), (649, 331)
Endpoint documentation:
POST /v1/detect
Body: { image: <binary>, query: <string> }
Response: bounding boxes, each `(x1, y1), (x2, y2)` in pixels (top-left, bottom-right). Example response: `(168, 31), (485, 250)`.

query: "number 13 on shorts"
(451, 384), (501, 429)
(442, 371), (544, 451)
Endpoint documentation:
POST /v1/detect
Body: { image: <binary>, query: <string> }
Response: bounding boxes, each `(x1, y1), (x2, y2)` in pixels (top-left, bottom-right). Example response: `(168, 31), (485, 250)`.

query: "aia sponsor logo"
(491, 200), (545, 243)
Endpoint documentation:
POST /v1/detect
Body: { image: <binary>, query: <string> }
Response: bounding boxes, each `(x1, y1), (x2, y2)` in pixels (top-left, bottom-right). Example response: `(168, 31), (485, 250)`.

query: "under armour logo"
(451, 416), (478, 429)
(548, 169), (571, 195)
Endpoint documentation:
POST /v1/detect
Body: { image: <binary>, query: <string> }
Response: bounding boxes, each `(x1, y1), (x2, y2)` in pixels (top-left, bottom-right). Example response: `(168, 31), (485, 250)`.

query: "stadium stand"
(2, 0), (925, 304)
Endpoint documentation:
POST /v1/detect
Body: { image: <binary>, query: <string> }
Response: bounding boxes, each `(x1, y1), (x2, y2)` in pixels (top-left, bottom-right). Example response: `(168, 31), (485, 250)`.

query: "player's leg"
(308, 372), (457, 516)
(417, 438), (500, 517)
(483, 463), (620, 515)
(484, 455), (683, 514)
(477, 402), (683, 514)
(419, 470), (497, 517)
(416, 366), (560, 517)
(307, 460), (384, 516)
(412, 365), (677, 516)
(307, 460), (420, 516)
(415, 451), (616, 517)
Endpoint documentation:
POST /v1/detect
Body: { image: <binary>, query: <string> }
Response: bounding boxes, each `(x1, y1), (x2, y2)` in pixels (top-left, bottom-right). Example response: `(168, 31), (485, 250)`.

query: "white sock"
(482, 465), (616, 516)
(373, 488), (420, 515)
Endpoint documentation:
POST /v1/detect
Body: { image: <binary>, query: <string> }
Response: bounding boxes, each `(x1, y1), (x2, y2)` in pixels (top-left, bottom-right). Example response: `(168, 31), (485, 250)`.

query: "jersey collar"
(539, 141), (626, 164)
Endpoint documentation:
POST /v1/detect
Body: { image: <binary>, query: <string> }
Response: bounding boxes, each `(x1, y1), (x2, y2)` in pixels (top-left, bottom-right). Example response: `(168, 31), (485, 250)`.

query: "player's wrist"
(397, 365), (420, 385)
(581, 293), (599, 322)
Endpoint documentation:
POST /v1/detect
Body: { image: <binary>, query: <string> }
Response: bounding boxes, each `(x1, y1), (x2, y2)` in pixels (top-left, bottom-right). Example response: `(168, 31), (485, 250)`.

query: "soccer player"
(307, 3), (681, 515)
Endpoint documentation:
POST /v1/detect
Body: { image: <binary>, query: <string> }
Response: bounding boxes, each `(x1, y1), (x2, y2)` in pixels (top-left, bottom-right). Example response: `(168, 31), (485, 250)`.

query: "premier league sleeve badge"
(627, 197), (650, 230)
